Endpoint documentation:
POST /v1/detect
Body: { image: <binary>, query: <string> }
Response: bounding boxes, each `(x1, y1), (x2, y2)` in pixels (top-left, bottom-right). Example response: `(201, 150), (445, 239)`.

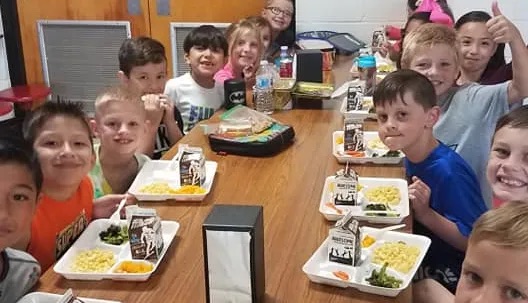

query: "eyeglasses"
(266, 7), (293, 18)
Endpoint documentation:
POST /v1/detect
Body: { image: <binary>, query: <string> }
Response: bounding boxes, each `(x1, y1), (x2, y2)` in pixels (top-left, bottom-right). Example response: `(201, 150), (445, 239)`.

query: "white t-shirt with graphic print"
(164, 72), (224, 134)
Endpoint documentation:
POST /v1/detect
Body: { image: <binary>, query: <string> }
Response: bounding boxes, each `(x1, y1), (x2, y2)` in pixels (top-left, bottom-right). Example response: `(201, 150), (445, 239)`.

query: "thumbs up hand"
(486, 1), (520, 44)
(491, 0), (502, 17)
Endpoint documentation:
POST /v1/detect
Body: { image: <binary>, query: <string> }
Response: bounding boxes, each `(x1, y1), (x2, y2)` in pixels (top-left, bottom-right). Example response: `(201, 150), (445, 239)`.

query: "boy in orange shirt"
(21, 101), (127, 270)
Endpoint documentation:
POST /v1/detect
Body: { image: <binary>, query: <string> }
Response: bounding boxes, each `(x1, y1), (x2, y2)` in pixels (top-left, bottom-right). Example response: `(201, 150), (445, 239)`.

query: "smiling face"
(185, 45), (225, 80)
(262, 0), (294, 34)
(119, 62), (167, 95)
(375, 91), (437, 153)
(230, 30), (260, 71)
(408, 43), (459, 96)
(0, 163), (38, 250)
(94, 100), (146, 157)
(486, 126), (528, 202)
(33, 116), (95, 189)
(455, 240), (528, 303)
(457, 21), (497, 74)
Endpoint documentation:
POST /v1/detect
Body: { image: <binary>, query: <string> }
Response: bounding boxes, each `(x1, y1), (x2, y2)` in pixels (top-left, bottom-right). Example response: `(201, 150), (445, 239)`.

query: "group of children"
(3, 0), (528, 301)
(372, 1), (528, 300)
(0, 0), (295, 302)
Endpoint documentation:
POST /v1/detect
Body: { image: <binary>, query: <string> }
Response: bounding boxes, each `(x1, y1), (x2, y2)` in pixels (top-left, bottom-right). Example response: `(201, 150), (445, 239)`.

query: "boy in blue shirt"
(373, 69), (488, 293)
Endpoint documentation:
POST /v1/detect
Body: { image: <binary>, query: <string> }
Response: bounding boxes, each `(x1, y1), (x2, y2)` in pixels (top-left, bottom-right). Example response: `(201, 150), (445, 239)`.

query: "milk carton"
(334, 165), (359, 206)
(344, 118), (364, 152)
(126, 206), (164, 261)
(328, 211), (362, 266)
(346, 86), (364, 111)
(177, 144), (206, 186)
(371, 28), (386, 51)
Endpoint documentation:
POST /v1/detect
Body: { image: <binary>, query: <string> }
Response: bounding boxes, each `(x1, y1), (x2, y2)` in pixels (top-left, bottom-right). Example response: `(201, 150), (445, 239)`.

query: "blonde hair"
(401, 23), (458, 69)
(469, 201), (528, 249)
(94, 86), (144, 119)
(225, 19), (263, 64)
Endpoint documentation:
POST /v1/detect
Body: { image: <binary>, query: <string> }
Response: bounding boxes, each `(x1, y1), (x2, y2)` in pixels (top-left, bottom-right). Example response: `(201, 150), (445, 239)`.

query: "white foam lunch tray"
(53, 218), (179, 281)
(302, 227), (431, 297)
(18, 292), (121, 303)
(333, 131), (403, 165)
(340, 95), (377, 120)
(128, 160), (217, 201)
(319, 176), (409, 224)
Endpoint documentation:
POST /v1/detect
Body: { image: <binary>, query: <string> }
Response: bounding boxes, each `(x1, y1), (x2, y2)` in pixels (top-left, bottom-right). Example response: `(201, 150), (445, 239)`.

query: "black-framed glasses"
(266, 7), (293, 18)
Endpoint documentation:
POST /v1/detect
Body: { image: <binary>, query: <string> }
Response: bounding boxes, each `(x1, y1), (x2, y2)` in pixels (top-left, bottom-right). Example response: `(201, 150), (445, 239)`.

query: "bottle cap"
(280, 46), (288, 51)
(357, 55), (376, 68)
(260, 60), (269, 66)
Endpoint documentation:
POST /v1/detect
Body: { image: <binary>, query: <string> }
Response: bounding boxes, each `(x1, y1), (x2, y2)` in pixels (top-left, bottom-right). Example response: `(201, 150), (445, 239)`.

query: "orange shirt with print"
(28, 177), (94, 270)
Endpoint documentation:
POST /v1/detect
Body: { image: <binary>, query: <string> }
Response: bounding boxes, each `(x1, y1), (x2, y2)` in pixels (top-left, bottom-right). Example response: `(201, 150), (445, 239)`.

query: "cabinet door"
(148, 0), (263, 78)
(0, 11), (10, 90)
(17, 0), (151, 84)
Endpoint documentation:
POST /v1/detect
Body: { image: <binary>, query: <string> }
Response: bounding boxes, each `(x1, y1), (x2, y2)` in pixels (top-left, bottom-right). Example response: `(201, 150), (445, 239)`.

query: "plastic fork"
(109, 195), (127, 225)
(364, 223), (406, 240)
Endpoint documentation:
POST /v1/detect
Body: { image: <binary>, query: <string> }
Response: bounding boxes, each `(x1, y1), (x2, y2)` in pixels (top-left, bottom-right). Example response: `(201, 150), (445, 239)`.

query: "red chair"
(0, 83), (51, 111)
(0, 84), (51, 137)
(0, 102), (14, 122)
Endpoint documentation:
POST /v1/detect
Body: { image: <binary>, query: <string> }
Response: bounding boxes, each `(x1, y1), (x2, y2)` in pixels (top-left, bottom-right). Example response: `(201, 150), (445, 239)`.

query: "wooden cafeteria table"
(37, 57), (411, 302)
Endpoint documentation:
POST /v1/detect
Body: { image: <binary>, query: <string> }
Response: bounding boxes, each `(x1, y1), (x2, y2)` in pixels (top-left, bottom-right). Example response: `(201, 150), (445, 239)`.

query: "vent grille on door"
(37, 20), (131, 115)
(170, 22), (230, 77)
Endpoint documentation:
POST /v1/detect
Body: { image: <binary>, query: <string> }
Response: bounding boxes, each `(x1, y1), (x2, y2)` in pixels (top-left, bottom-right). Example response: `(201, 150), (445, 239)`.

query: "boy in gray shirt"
(0, 138), (41, 302)
(400, 4), (528, 206)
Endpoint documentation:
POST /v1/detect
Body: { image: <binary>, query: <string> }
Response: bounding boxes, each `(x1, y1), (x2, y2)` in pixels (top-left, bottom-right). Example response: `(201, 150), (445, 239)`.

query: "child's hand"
(142, 94), (164, 126)
(487, 1), (520, 44)
(159, 94), (176, 124)
(408, 176), (432, 220)
(243, 64), (256, 85)
(378, 41), (391, 57)
(93, 194), (136, 219)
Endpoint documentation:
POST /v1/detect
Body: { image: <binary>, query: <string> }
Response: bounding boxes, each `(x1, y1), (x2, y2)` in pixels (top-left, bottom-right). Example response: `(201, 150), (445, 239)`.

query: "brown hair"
(118, 37), (167, 77)
(246, 16), (272, 33)
(401, 23), (458, 69)
(493, 105), (528, 141)
(23, 101), (93, 147)
(470, 200), (528, 249)
(373, 69), (437, 110)
(94, 86), (144, 120)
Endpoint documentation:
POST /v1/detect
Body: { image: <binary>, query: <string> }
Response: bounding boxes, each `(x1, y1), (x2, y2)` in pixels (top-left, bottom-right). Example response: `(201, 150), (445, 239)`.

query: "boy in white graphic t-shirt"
(164, 25), (228, 133)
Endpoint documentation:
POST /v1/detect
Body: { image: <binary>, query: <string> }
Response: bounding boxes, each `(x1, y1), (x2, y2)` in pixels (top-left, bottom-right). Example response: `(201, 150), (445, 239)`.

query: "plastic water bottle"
(254, 60), (274, 114)
(356, 54), (377, 96)
(279, 46), (293, 78)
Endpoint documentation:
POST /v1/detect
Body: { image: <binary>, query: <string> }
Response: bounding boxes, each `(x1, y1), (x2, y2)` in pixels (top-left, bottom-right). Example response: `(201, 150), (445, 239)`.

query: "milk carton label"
(344, 119), (364, 152)
(328, 212), (361, 266)
(346, 86), (364, 111)
(334, 166), (359, 205)
(128, 214), (164, 261)
(179, 147), (206, 186)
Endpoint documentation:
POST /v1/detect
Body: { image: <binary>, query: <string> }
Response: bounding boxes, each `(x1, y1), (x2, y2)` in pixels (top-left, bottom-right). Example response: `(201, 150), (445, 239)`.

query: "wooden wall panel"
(16, 0), (151, 84)
(149, 0), (263, 78)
